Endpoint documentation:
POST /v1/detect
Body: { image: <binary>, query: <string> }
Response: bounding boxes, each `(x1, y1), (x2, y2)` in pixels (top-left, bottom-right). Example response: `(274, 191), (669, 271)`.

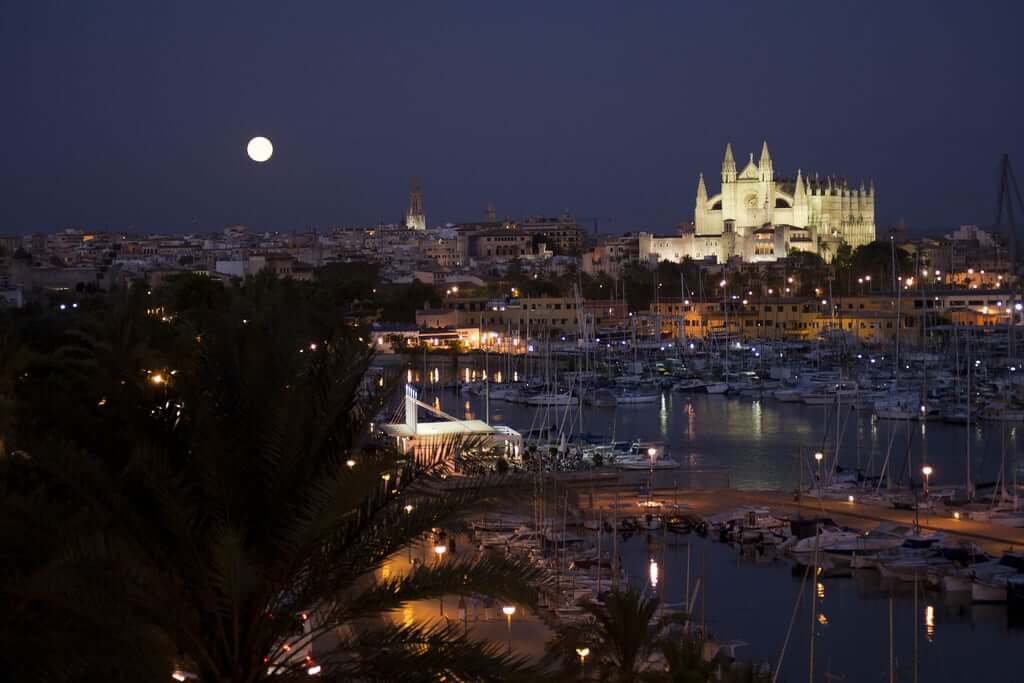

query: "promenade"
(577, 487), (1024, 554)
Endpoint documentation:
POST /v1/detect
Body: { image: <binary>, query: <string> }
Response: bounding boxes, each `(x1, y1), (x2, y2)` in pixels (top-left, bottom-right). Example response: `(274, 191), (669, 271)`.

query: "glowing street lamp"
(434, 544), (448, 616)
(346, 459), (356, 468)
(814, 451), (824, 483)
(922, 465), (933, 496)
(502, 605), (516, 652)
(576, 647), (590, 671)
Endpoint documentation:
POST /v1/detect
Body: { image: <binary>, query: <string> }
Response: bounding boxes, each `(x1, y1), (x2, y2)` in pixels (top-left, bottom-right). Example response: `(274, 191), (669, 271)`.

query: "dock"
(576, 487), (1024, 554)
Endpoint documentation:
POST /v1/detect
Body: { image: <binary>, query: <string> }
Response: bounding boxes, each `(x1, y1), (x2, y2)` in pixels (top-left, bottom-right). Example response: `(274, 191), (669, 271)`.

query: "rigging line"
(774, 558), (812, 683)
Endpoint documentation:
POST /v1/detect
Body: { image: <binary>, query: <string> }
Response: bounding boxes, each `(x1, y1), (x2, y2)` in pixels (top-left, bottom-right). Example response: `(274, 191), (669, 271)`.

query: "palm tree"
(546, 589), (689, 682)
(657, 636), (714, 683)
(0, 328), (31, 457)
(0, 290), (547, 681)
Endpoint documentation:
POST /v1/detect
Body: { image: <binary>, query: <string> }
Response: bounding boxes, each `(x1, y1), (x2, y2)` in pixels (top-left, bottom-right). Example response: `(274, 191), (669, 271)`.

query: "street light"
(576, 647), (590, 672)
(814, 451), (824, 484)
(435, 545), (448, 616)
(346, 459), (356, 468)
(502, 606), (516, 653)
(922, 465), (933, 496)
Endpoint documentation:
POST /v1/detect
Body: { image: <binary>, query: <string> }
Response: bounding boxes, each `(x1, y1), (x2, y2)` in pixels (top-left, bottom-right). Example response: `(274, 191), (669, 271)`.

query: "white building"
(644, 142), (876, 265)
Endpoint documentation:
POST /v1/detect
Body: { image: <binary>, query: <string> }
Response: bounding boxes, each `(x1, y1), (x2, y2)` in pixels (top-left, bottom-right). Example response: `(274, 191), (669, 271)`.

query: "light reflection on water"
(612, 533), (1020, 681)
(425, 388), (1019, 490)
(403, 368), (1019, 679)
(405, 373), (1024, 676)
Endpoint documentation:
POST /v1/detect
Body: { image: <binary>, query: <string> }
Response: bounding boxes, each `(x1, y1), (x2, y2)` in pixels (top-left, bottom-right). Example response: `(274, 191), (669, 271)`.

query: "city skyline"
(2, 1), (1023, 236)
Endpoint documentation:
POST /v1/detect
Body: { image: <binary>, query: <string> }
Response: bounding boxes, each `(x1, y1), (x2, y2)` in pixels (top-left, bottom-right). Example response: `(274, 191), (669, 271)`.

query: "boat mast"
(967, 340), (973, 500)
(680, 271), (687, 353)
(892, 232), (901, 396)
(723, 271), (729, 382)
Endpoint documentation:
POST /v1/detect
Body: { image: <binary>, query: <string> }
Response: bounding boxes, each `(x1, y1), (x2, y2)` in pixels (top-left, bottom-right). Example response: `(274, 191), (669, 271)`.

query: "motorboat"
(971, 552), (1024, 602)
(821, 523), (914, 567)
(672, 377), (707, 392)
(977, 403), (1024, 422)
(773, 387), (806, 402)
(526, 392), (578, 406)
(614, 388), (661, 404)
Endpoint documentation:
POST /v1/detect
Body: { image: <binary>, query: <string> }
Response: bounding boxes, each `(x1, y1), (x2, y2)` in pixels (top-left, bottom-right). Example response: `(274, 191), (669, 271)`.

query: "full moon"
(246, 136), (273, 163)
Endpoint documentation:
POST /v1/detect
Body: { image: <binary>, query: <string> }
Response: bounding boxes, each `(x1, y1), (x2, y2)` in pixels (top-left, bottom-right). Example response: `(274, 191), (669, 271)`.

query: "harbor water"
(422, 384), (1019, 493)
(403, 378), (1024, 680)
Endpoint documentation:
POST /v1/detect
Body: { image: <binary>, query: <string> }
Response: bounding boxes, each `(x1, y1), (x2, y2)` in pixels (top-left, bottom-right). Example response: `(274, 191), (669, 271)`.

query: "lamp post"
(814, 451), (824, 487)
(457, 596), (468, 634)
(922, 465), (933, 497)
(502, 606), (516, 653)
(434, 544), (447, 617)
(647, 447), (657, 501)
(575, 647), (590, 675)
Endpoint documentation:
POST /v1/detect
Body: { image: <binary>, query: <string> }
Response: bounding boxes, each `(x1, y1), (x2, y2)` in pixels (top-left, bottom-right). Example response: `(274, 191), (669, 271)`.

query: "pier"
(577, 486), (1024, 553)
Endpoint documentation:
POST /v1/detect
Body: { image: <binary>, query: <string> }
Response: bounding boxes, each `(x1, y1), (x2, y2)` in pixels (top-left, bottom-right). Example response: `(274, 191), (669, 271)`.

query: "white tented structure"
(380, 385), (521, 469)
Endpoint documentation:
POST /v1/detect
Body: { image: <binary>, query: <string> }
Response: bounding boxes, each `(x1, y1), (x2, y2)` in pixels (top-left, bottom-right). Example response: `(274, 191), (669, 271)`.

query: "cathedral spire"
(758, 141), (773, 182)
(697, 172), (708, 201)
(722, 143), (736, 183)
(793, 169), (806, 203)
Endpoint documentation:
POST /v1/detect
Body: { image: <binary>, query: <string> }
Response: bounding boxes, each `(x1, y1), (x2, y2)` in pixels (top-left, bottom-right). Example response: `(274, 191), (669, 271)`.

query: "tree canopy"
(0, 274), (543, 682)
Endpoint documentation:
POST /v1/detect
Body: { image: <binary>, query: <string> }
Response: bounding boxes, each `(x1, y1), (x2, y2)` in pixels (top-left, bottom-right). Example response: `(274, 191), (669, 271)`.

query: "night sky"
(2, 0), (1022, 236)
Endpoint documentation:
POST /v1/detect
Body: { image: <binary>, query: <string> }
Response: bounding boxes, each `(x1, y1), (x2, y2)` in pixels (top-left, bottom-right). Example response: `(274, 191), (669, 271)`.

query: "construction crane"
(995, 153), (1024, 273)
(994, 154), (1024, 361)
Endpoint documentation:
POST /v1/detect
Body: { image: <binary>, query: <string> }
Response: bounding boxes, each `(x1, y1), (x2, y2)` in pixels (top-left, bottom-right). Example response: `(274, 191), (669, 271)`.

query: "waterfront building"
(647, 289), (1023, 345)
(417, 295), (628, 340)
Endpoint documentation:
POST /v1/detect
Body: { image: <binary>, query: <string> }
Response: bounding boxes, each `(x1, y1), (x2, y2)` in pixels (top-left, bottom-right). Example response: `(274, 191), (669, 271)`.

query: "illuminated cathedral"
(641, 142), (876, 264)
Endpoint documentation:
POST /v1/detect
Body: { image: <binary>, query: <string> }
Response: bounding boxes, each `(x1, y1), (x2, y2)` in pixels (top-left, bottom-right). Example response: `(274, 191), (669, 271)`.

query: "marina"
(375, 350), (1024, 678)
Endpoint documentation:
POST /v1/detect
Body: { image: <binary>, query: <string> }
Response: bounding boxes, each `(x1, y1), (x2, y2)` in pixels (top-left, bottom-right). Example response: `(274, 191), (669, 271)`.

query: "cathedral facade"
(641, 142), (876, 265)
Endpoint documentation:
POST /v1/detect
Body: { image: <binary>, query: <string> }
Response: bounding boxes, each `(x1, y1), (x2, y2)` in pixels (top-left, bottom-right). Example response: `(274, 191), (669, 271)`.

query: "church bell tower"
(405, 176), (426, 231)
